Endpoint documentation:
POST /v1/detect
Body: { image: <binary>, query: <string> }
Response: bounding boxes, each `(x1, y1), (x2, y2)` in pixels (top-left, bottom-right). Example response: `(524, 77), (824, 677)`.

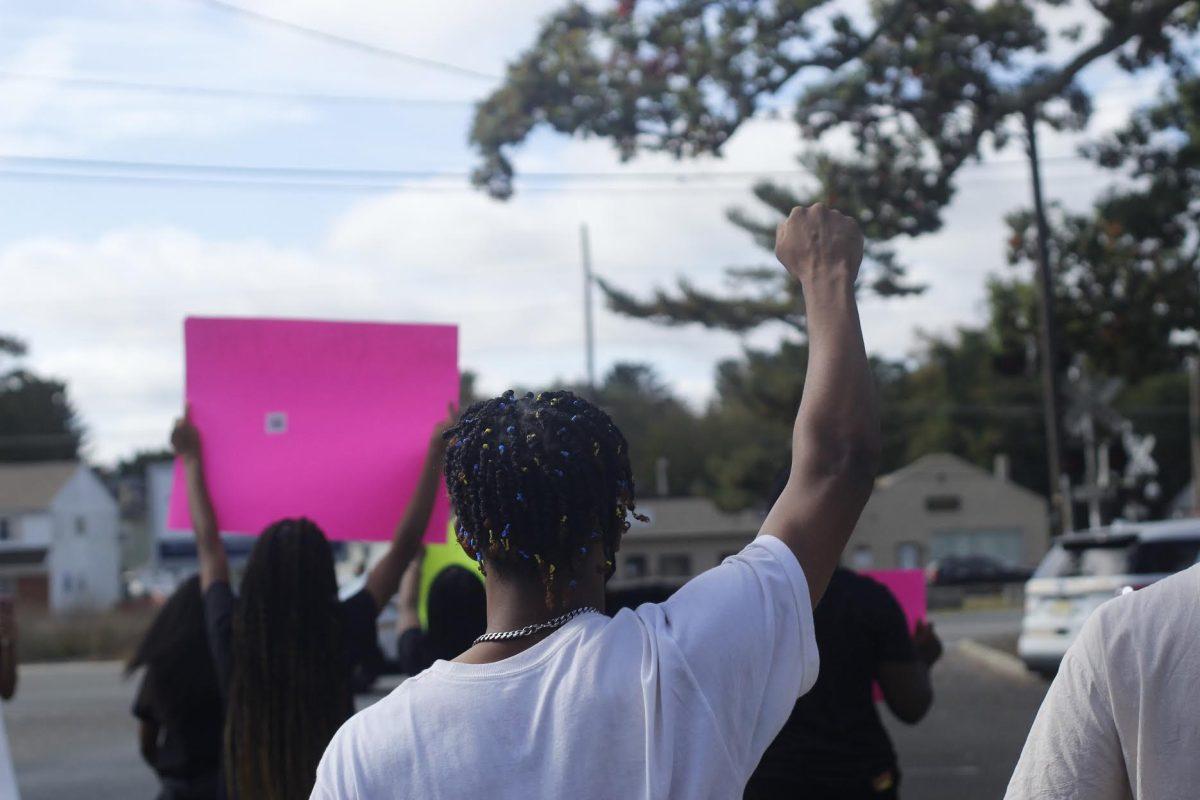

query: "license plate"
(1049, 599), (1073, 616)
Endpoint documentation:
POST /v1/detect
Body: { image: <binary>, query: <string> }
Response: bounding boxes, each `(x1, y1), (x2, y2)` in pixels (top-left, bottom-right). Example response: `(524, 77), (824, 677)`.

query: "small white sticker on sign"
(265, 412), (288, 434)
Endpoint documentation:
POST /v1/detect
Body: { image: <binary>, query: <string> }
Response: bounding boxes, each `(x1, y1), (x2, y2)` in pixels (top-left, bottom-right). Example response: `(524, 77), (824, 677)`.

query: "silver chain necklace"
(473, 606), (600, 645)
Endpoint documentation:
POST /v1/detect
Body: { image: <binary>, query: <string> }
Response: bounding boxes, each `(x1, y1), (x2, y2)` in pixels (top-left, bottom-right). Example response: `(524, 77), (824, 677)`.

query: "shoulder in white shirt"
(1005, 563), (1200, 800)
(312, 534), (819, 800)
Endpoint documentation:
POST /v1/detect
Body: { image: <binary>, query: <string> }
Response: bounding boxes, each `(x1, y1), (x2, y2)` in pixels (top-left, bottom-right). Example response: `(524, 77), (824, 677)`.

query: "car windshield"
(1034, 537), (1200, 578)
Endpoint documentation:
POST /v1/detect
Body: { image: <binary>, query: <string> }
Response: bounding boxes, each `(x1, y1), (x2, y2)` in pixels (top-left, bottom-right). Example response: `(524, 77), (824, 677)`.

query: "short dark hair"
(443, 389), (644, 605)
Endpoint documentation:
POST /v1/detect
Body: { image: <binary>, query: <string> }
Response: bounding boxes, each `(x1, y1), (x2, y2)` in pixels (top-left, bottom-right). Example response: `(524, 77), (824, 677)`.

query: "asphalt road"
(5, 611), (1045, 800)
(5, 661), (157, 800)
(929, 607), (1023, 645)
(886, 642), (1047, 799)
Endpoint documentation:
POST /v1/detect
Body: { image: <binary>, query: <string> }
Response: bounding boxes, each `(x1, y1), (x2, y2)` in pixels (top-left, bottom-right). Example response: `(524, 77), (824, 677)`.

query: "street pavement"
(6, 610), (1045, 800)
(6, 661), (157, 800)
(929, 606), (1023, 646)
(886, 641), (1047, 799)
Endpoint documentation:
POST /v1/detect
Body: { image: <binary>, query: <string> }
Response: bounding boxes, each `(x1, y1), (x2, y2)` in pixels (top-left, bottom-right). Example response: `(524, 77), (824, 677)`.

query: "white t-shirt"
(1006, 563), (1200, 800)
(312, 534), (818, 800)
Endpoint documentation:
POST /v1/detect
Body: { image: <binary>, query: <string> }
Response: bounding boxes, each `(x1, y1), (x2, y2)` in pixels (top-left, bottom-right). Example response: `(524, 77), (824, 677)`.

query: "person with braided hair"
(313, 204), (881, 800)
(170, 405), (453, 800)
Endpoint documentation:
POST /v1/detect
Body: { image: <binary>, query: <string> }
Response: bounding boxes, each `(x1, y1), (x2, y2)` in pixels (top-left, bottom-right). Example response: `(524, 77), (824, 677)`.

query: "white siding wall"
(17, 513), (53, 546)
(851, 456), (1049, 570)
(48, 467), (120, 611)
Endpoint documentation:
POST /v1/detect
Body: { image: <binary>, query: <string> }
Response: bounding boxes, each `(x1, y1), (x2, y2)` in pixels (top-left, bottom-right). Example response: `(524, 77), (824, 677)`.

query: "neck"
(452, 559), (607, 665)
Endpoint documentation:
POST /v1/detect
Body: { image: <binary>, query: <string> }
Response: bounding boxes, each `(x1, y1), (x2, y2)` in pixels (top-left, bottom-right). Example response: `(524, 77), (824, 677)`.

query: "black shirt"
(747, 568), (916, 792)
(202, 582), (383, 798)
(132, 665), (223, 800)
(203, 581), (382, 703)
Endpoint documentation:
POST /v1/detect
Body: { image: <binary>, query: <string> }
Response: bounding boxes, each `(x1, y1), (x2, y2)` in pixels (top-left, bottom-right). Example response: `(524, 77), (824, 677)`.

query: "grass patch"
(15, 603), (157, 664)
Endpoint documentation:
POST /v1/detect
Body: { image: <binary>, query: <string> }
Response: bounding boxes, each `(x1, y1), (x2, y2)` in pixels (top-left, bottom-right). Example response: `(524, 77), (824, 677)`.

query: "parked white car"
(1018, 519), (1200, 677)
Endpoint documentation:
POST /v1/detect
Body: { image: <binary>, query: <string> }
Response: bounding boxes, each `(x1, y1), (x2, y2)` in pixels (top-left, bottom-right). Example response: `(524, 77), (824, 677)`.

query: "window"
(925, 495), (962, 512)
(932, 528), (1023, 566)
(0, 519), (9, 541)
(1034, 537), (1200, 579)
(75, 516), (86, 535)
(658, 554), (692, 577)
(850, 545), (874, 570)
(623, 555), (648, 579)
(896, 542), (923, 569)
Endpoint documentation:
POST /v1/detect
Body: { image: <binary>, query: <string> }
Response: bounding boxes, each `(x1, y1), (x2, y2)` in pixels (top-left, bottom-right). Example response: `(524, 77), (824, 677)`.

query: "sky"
(0, 0), (1171, 464)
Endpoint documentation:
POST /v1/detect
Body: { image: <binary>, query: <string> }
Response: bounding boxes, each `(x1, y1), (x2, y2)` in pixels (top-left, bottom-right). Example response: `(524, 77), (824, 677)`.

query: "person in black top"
(171, 404), (452, 800)
(745, 566), (943, 799)
(393, 549), (486, 675)
(128, 575), (222, 800)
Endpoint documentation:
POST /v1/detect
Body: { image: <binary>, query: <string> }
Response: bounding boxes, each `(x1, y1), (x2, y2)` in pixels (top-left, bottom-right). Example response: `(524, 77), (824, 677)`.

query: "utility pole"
(579, 223), (597, 395)
(1190, 356), (1200, 515)
(1024, 110), (1067, 535)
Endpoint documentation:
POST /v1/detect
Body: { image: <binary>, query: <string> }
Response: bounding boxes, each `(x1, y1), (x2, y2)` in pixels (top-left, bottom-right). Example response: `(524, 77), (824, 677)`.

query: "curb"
(956, 638), (1039, 683)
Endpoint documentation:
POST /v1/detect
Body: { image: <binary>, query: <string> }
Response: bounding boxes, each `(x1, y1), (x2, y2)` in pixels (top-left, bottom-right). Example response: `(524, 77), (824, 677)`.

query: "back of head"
(443, 389), (644, 606)
(426, 566), (486, 660)
(226, 518), (349, 800)
(127, 574), (219, 719)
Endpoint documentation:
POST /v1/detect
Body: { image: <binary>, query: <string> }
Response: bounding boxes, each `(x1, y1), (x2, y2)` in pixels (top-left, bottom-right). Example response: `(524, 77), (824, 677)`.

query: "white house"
(609, 453), (1051, 586)
(850, 452), (1050, 570)
(0, 461), (122, 611)
(611, 496), (763, 588)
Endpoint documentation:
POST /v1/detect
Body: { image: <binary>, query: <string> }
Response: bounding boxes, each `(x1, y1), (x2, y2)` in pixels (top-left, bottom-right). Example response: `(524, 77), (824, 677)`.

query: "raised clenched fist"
(774, 203), (864, 286)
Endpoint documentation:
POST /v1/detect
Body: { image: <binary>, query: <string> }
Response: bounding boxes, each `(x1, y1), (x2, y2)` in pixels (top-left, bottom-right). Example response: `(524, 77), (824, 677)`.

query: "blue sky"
(0, 0), (1169, 463)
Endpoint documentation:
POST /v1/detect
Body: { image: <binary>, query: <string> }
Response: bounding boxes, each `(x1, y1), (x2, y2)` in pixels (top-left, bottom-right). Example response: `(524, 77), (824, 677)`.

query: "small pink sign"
(862, 569), (926, 634)
(167, 317), (457, 542)
(863, 569), (927, 702)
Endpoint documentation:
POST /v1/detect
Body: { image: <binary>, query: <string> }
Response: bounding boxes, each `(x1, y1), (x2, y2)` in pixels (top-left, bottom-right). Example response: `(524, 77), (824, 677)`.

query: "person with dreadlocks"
(170, 405), (453, 800)
(313, 204), (880, 800)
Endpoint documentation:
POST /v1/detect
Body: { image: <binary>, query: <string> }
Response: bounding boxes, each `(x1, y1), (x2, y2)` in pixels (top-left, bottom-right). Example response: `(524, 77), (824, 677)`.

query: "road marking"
(956, 639), (1040, 684)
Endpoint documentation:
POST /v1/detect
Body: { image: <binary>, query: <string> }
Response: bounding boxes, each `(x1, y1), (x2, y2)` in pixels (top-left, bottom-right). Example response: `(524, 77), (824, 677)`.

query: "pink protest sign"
(862, 568), (927, 702)
(167, 317), (457, 542)
(862, 568), (927, 633)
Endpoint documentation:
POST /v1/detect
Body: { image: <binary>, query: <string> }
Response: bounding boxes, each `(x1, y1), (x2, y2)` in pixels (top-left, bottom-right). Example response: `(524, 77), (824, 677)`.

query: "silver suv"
(1018, 519), (1200, 677)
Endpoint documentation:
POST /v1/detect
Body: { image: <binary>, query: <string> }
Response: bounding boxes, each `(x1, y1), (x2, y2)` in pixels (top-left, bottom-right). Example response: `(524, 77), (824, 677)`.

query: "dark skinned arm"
(0, 598), (16, 700)
(171, 410), (229, 591)
(879, 619), (943, 724)
(396, 546), (425, 632)
(364, 410), (455, 610)
(138, 720), (159, 766)
(761, 204), (882, 607)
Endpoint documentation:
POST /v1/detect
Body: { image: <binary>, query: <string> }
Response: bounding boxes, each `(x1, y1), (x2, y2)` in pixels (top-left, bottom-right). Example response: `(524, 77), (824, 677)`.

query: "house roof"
(0, 461), (80, 512)
(625, 496), (763, 538)
(874, 452), (1045, 503)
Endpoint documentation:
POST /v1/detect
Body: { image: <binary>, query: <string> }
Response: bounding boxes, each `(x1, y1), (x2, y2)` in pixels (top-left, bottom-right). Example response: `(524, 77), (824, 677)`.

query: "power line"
(193, 0), (499, 82)
(0, 153), (1093, 187)
(0, 71), (478, 108)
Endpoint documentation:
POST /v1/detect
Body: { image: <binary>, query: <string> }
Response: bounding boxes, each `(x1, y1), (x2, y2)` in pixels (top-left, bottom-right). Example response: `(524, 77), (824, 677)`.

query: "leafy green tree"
(576, 362), (712, 496)
(473, 0), (1196, 326)
(0, 335), (84, 462)
(1006, 75), (1200, 381)
(471, 4), (1198, 508)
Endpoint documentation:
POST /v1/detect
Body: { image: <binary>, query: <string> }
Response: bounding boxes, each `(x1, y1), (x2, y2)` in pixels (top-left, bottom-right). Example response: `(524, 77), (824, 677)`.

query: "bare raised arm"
(761, 204), (881, 607)
(364, 409), (455, 610)
(396, 546), (425, 632)
(0, 598), (16, 700)
(171, 410), (230, 591)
